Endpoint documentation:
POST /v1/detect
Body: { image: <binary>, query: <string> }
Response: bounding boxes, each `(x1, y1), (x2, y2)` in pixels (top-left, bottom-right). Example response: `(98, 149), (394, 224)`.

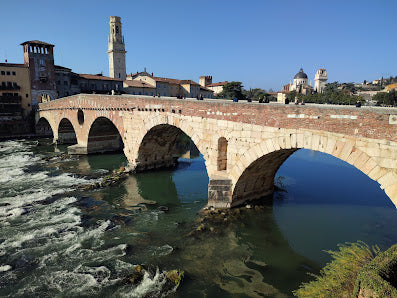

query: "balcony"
(0, 95), (22, 104)
(0, 84), (21, 91)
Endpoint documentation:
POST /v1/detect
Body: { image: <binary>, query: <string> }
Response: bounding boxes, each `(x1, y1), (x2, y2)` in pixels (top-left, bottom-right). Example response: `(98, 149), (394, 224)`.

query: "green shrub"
(293, 241), (380, 298)
(353, 244), (397, 297)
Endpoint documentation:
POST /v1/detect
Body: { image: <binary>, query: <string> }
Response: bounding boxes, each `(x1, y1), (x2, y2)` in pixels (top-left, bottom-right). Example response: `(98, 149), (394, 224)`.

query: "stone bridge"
(37, 94), (397, 208)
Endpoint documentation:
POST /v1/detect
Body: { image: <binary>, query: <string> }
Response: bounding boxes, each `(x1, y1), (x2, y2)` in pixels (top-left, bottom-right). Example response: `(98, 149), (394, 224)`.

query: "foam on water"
(0, 140), (174, 297)
(120, 268), (168, 298)
(0, 265), (11, 272)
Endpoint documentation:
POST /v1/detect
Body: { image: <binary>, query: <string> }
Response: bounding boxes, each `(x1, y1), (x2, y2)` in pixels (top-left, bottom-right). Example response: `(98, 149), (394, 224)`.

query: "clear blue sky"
(1, 0), (396, 91)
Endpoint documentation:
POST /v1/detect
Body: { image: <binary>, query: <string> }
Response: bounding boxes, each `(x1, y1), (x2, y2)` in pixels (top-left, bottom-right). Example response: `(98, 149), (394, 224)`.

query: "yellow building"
(385, 83), (397, 91)
(206, 81), (228, 95)
(125, 71), (213, 98)
(0, 63), (32, 118)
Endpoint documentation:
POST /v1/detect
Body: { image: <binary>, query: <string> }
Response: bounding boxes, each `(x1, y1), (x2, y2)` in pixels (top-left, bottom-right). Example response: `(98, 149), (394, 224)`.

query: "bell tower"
(108, 16), (126, 80)
(314, 68), (328, 93)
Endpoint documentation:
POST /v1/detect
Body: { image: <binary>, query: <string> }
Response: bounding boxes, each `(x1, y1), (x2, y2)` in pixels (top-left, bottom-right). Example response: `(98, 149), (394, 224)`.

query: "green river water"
(0, 138), (396, 297)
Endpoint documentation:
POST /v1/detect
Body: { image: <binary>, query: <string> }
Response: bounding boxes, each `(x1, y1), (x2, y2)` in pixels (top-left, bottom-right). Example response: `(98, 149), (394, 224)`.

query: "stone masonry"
(38, 94), (397, 208)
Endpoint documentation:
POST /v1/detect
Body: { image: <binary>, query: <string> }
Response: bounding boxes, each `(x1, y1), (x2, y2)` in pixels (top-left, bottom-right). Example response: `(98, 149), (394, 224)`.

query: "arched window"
(217, 137), (228, 171)
(39, 93), (51, 103)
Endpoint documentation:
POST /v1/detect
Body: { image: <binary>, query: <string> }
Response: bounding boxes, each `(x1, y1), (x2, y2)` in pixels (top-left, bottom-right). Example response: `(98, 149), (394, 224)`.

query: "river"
(0, 139), (396, 297)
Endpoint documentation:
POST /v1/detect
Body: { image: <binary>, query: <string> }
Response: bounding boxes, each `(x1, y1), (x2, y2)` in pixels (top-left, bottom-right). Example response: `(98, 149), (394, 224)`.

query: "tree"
(218, 81), (246, 101)
(373, 90), (397, 106)
(242, 88), (267, 101)
(323, 82), (340, 93)
(286, 90), (297, 102)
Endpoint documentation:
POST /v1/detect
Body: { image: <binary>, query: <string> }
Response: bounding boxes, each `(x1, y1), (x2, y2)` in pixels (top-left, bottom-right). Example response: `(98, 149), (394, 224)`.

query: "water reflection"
(26, 141), (397, 296)
(274, 149), (397, 265)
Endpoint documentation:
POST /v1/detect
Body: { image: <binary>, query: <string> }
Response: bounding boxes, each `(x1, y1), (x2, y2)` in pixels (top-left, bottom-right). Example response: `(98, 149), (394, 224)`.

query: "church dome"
(294, 68), (308, 79)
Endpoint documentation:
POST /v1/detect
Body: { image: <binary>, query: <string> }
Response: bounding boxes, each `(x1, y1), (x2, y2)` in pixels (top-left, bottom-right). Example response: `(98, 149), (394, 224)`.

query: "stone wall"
(38, 94), (397, 208)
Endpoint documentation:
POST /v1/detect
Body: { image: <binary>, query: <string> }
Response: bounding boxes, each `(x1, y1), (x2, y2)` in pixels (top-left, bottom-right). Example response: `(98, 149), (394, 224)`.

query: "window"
(39, 93), (51, 103)
(116, 26), (119, 33)
(217, 137), (228, 171)
(12, 71), (16, 76)
(26, 94), (28, 98)
(6, 71), (10, 75)
(64, 81), (68, 86)
(0, 71), (4, 75)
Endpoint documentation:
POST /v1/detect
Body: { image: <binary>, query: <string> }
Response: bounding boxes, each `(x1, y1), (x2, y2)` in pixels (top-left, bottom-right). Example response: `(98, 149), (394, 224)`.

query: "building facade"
(199, 75), (228, 95)
(55, 65), (74, 98)
(125, 71), (213, 98)
(289, 68), (313, 94)
(108, 16), (127, 80)
(206, 81), (228, 95)
(0, 63), (32, 118)
(314, 68), (328, 93)
(78, 74), (123, 94)
(0, 63), (33, 136)
(21, 40), (57, 105)
(277, 68), (328, 102)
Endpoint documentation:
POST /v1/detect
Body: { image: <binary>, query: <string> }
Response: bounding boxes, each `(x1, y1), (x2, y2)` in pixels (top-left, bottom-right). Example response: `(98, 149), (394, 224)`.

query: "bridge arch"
(134, 123), (207, 172)
(36, 116), (55, 139)
(229, 131), (397, 207)
(124, 113), (211, 173)
(57, 118), (77, 144)
(86, 116), (124, 154)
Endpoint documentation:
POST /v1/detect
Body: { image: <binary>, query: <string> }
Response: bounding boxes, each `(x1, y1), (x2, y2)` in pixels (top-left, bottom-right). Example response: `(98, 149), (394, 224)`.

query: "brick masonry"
(38, 94), (397, 208)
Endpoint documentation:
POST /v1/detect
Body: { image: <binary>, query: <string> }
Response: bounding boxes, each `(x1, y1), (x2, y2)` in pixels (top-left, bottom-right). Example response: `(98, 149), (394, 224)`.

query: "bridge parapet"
(39, 94), (397, 142)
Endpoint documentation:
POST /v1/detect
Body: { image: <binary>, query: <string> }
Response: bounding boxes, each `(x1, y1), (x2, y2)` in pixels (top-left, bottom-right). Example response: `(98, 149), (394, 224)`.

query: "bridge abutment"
(68, 144), (88, 155)
(208, 177), (233, 208)
(133, 156), (178, 172)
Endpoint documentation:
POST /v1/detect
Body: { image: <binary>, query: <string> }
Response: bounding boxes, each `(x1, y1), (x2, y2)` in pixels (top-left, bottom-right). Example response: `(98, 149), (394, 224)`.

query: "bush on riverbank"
(293, 241), (380, 297)
(353, 243), (397, 297)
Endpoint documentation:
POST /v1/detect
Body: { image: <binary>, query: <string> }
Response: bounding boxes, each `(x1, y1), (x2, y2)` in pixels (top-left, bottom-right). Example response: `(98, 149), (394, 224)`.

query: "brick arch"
(230, 131), (397, 207)
(36, 115), (57, 140)
(57, 118), (78, 144)
(126, 113), (211, 173)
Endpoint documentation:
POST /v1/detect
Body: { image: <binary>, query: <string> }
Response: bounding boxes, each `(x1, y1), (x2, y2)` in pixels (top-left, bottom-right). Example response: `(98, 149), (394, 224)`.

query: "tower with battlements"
(314, 69), (327, 93)
(199, 75), (212, 87)
(108, 16), (126, 80)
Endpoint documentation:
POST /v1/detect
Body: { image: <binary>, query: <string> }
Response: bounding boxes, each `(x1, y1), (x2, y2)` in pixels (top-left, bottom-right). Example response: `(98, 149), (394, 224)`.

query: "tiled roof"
(0, 63), (27, 68)
(20, 40), (54, 46)
(124, 80), (155, 88)
(152, 76), (181, 84)
(55, 65), (71, 71)
(200, 86), (214, 92)
(78, 74), (123, 81)
(126, 72), (139, 78)
(180, 80), (200, 86)
(207, 81), (228, 87)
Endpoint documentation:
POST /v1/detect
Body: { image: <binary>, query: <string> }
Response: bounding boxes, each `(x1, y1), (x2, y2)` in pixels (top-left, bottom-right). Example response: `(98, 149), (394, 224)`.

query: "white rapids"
(0, 140), (172, 297)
